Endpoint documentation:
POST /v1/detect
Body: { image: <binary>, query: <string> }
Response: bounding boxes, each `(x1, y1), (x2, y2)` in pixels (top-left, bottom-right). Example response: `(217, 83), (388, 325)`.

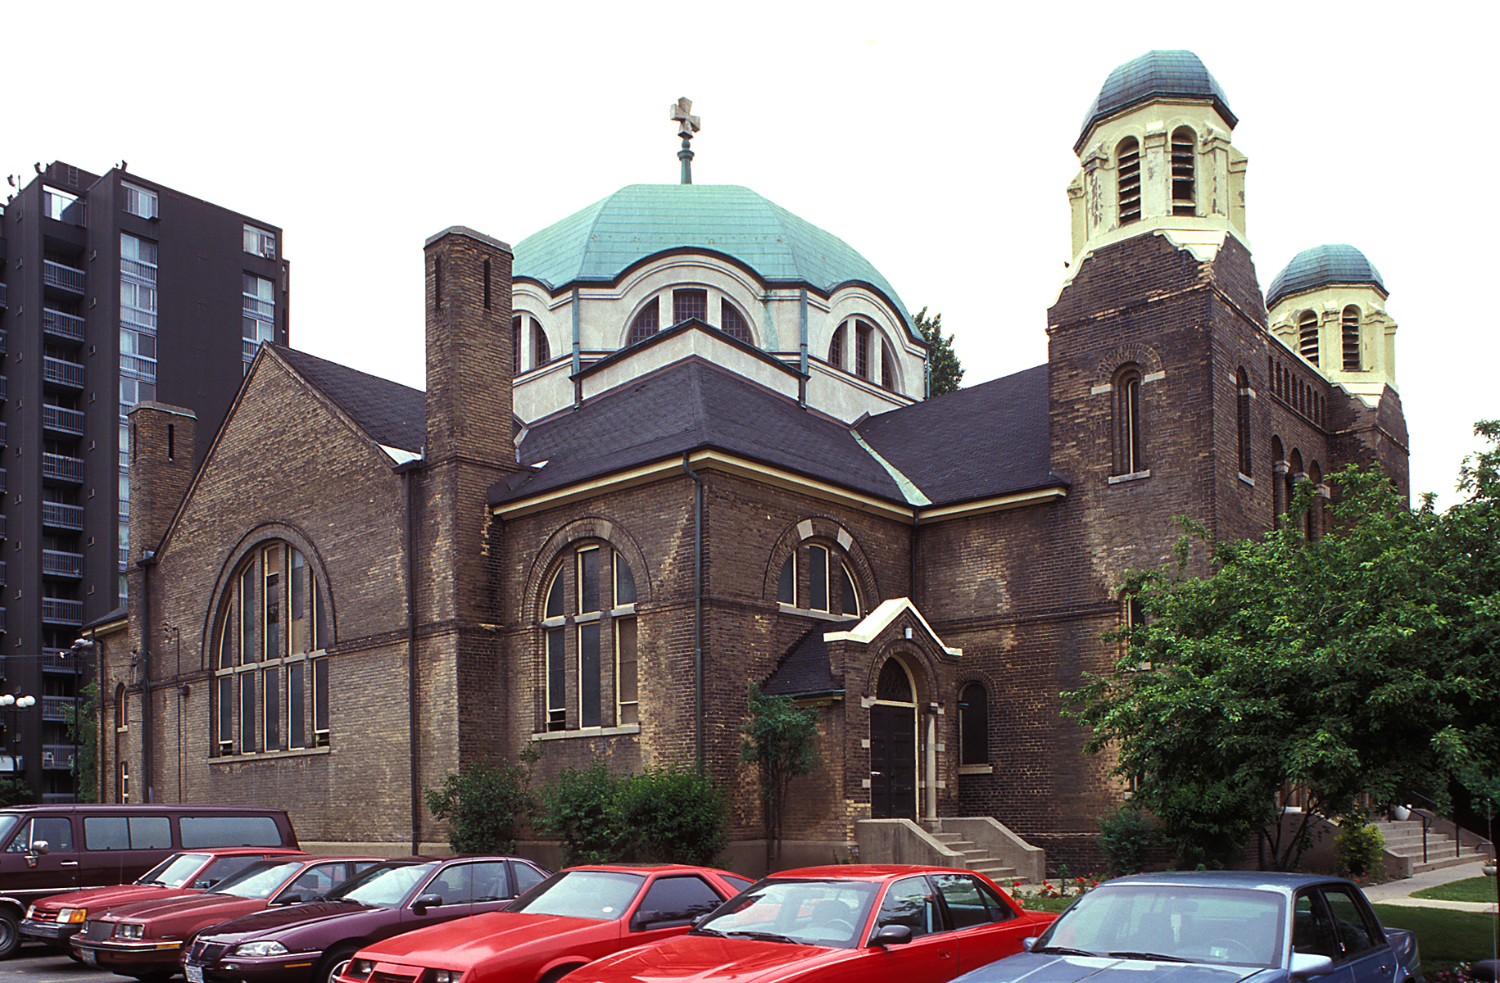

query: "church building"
(100, 52), (1407, 874)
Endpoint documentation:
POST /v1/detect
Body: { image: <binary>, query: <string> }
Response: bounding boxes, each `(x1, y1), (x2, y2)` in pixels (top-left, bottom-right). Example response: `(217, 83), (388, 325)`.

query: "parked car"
(20, 847), (306, 950)
(0, 803), (298, 959)
(947, 871), (1422, 983)
(332, 863), (754, 983)
(564, 865), (1054, 983)
(182, 855), (551, 983)
(71, 855), (382, 980)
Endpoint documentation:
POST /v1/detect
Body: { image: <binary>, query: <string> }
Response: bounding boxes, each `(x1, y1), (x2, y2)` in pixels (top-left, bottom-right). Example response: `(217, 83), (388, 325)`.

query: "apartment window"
(242, 274), (276, 368)
(1298, 311), (1319, 365)
(123, 183), (158, 220)
(244, 224), (277, 260)
(1170, 127), (1196, 216)
(1342, 306), (1361, 371)
(213, 542), (330, 755)
(1117, 138), (1142, 224)
(777, 541), (860, 617)
(1114, 365), (1145, 476)
(541, 545), (638, 732)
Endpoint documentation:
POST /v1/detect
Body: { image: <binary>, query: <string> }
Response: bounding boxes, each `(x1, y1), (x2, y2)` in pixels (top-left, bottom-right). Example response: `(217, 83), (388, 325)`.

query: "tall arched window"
(213, 542), (330, 756)
(720, 299), (752, 344)
(511, 316), (522, 375)
(958, 682), (988, 766)
(828, 323), (845, 369)
(1298, 311), (1319, 365)
(1342, 306), (1361, 371)
(512, 315), (551, 372)
(1170, 127), (1196, 216)
(776, 541), (861, 617)
(1236, 367), (1253, 476)
(1271, 436), (1287, 527)
(838, 318), (897, 390)
(628, 298), (660, 346)
(541, 544), (638, 731)
(1113, 364), (1145, 476)
(1117, 138), (1142, 224)
(533, 319), (551, 365)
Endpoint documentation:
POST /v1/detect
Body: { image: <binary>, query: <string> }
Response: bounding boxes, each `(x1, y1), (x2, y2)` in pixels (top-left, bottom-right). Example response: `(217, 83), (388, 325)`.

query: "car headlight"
(345, 959), (376, 982)
(59, 908), (88, 924)
(116, 923), (146, 940)
(25, 905), (37, 919)
(235, 941), (291, 958)
(431, 971), (463, 983)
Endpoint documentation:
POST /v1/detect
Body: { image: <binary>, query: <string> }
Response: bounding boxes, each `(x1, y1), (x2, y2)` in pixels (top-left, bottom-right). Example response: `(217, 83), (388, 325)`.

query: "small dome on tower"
(1267, 244), (1387, 309)
(1077, 50), (1236, 150)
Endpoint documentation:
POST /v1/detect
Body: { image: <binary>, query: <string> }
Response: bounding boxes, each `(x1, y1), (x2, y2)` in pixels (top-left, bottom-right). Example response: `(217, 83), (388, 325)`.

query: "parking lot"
(3, 947), (119, 983)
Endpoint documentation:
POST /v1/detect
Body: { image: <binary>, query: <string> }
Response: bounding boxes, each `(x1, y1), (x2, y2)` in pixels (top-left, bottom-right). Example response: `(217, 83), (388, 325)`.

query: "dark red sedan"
(71, 855), (382, 979)
(20, 847), (305, 950)
(334, 863), (754, 983)
(182, 855), (550, 983)
(562, 865), (1055, 983)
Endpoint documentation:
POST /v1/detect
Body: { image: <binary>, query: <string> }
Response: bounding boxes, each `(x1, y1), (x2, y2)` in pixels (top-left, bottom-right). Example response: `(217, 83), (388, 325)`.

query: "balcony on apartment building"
(42, 404), (86, 436)
(43, 308), (87, 342)
(42, 550), (83, 578)
(42, 598), (84, 626)
(43, 356), (86, 390)
(41, 648), (78, 673)
(42, 746), (76, 771)
(42, 260), (85, 295)
(42, 502), (85, 531)
(41, 695), (79, 723)
(42, 453), (86, 483)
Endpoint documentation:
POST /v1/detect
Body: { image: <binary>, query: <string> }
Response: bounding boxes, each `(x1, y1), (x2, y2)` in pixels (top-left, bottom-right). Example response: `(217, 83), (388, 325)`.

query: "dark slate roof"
(762, 620), (858, 697)
(1266, 244), (1388, 309)
(1078, 50), (1236, 149)
(856, 364), (1063, 506)
(272, 346), (425, 454)
(494, 358), (907, 505)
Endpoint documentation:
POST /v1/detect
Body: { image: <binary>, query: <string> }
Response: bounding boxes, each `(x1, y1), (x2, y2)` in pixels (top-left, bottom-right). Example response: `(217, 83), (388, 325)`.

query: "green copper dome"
(513, 184), (911, 331)
(1077, 50), (1236, 151)
(1267, 244), (1387, 309)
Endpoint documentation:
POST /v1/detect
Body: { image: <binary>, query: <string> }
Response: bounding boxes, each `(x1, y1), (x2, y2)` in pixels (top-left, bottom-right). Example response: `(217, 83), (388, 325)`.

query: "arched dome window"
(828, 323), (845, 369)
(720, 299), (752, 344)
(1298, 311), (1319, 365)
(541, 543), (638, 731)
(512, 315), (552, 374)
(626, 289), (756, 348)
(837, 318), (898, 391)
(1342, 306), (1361, 371)
(1171, 127), (1196, 216)
(1117, 138), (1142, 224)
(212, 542), (330, 756)
(628, 297), (660, 346)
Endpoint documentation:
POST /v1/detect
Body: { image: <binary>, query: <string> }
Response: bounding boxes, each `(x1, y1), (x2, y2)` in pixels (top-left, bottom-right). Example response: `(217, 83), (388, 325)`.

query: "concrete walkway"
(1364, 858), (1497, 912)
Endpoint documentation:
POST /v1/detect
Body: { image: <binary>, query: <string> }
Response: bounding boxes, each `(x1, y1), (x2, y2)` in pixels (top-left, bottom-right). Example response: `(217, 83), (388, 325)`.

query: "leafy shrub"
(537, 760), (730, 866)
(424, 752), (537, 854)
(1097, 804), (1155, 875)
(1335, 820), (1386, 878)
(536, 760), (626, 865)
(0, 777), (34, 807)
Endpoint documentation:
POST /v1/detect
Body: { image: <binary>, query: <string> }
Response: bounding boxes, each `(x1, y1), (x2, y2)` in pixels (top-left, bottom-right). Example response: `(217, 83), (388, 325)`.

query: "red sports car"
(71, 855), (382, 979)
(562, 865), (1055, 983)
(20, 847), (305, 950)
(335, 864), (755, 983)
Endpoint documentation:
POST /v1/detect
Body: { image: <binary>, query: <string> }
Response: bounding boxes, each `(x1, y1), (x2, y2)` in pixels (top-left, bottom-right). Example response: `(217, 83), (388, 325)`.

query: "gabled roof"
(763, 620), (857, 698)
(273, 346), (425, 455)
(855, 364), (1063, 506)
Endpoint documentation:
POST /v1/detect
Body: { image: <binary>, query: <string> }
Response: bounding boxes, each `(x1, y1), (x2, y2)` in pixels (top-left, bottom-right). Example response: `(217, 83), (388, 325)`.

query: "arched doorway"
(870, 658), (917, 820)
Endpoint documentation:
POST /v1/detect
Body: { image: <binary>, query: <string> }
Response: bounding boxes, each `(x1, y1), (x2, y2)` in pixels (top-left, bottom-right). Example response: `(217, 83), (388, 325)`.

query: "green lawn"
(1372, 904), (1497, 976)
(1412, 878), (1500, 905)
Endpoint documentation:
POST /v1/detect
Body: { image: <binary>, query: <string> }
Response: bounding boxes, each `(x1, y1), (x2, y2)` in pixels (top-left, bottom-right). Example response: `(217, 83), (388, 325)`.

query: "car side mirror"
(1290, 952), (1336, 979)
(870, 925), (912, 947)
(413, 893), (444, 914)
(29, 839), (50, 856)
(1022, 937), (1038, 952)
(277, 892), (306, 905)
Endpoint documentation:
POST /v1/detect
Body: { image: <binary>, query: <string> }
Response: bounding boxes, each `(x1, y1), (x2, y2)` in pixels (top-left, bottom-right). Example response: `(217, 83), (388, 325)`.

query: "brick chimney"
(126, 402), (197, 560)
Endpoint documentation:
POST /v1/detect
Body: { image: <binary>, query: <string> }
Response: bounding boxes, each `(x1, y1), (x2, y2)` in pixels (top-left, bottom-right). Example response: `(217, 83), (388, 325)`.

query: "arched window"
(776, 541), (861, 617)
(541, 544), (638, 731)
(1170, 127), (1196, 216)
(876, 659), (914, 703)
(511, 316), (522, 376)
(1271, 436), (1287, 527)
(114, 682), (127, 730)
(1113, 364), (1145, 476)
(958, 682), (988, 766)
(1298, 311), (1319, 365)
(838, 318), (897, 390)
(1307, 461), (1323, 541)
(1236, 367), (1253, 476)
(212, 542), (330, 756)
(720, 299), (752, 344)
(1342, 306), (1361, 371)
(533, 319), (551, 366)
(512, 315), (551, 372)
(1117, 138), (1142, 224)
(1286, 449), (1304, 534)
(828, 323), (845, 370)
(672, 288), (707, 325)
(628, 298), (660, 346)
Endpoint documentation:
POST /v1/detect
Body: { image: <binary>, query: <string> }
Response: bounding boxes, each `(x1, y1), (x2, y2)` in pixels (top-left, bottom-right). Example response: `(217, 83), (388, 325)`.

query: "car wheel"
(0, 908), (18, 960)
(320, 944), (361, 983)
(539, 965), (583, 983)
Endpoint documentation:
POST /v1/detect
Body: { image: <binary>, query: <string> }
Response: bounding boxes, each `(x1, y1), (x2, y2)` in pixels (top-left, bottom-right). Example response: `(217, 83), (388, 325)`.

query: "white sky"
(8, 0), (1494, 509)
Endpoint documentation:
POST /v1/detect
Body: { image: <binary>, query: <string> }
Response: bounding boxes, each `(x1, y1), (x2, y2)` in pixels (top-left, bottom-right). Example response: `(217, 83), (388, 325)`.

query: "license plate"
(186, 965), (205, 983)
(79, 949), (97, 967)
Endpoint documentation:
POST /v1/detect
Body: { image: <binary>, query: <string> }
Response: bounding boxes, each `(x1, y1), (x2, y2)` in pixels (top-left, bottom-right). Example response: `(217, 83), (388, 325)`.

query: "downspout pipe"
(399, 461), (422, 854)
(137, 551), (158, 802)
(681, 453), (704, 768)
(798, 288), (808, 408)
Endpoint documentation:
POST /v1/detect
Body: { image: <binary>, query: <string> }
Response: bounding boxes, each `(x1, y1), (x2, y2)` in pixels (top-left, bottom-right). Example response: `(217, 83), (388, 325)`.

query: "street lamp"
(2, 694), (38, 784)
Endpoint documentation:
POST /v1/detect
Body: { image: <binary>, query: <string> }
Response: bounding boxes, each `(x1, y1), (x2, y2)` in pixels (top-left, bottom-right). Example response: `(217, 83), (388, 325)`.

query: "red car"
(335, 864), (753, 983)
(561, 865), (1055, 983)
(71, 855), (382, 979)
(20, 847), (306, 950)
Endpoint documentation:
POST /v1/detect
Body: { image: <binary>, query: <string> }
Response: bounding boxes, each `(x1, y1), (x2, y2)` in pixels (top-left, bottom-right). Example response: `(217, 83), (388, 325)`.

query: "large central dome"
(513, 184), (909, 327)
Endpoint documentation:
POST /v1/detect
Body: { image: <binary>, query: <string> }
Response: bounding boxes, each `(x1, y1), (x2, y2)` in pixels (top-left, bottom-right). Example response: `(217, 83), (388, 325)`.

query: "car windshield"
(140, 853), (212, 887)
(0, 815), (19, 848)
(209, 860), (304, 899)
(328, 862), (433, 907)
(1035, 883), (1286, 968)
(694, 878), (880, 949)
(507, 870), (647, 920)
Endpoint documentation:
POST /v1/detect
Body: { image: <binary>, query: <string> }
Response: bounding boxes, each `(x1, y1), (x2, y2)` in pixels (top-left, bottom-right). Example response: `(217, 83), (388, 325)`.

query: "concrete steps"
(1371, 818), (1488, 875)
(926, 828), (1022, 885)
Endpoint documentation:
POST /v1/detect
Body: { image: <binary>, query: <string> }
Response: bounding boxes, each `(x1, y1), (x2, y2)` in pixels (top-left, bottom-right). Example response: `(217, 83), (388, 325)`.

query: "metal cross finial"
(670, 97), (701, 184)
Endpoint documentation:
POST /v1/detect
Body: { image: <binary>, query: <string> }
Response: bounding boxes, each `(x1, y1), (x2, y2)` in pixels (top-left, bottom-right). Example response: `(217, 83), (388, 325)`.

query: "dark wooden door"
(870, 703), (916, 819)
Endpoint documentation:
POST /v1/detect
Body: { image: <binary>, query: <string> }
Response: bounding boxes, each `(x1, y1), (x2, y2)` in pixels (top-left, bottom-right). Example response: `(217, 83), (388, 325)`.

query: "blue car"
(951, 870), (1421, 983)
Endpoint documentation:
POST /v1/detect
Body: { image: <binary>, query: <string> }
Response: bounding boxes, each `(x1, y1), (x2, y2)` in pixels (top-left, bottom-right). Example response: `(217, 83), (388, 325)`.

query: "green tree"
(536, 760), (626, 865)
(0, 777), (33, 807)
(914, 307), (964, 397)
(1066, 425), (1500, 869)
(536, 760), (729, 865)
(68, 680), (99, 803)
(739, 684), (821, 869)
(424, 748), (539, 854)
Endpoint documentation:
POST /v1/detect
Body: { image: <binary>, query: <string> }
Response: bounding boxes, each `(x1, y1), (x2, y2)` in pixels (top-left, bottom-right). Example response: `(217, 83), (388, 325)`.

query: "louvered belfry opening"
(1342, 306), (1361, 371)
(1298, 311), (1319, 365)
(1171, 127), (1196, 215)
(1118, 138), (1142, 224)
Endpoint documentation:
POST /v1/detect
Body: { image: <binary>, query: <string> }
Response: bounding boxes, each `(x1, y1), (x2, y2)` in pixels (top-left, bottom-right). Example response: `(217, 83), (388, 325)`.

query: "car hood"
(574, 935), (850, 983)
(197, 902), (382, 943)
(364, 912), (606, 966)
(33, 885), (192, 911)
(973, 953), (1274, 983)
